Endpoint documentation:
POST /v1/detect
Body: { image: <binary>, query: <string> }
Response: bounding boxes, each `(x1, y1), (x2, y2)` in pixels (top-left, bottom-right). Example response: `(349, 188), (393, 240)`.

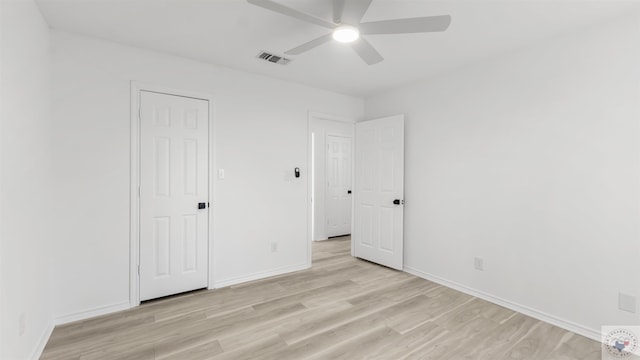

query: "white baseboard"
(54, 301), (131, 326)
(30, 321), (54, 360)
(403, 265), (601, 342)
(214, 263), (309, 288)
(53, 264), (309, 326)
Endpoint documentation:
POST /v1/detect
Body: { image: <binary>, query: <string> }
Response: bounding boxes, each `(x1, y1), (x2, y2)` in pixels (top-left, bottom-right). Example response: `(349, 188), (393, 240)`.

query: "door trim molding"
(307, 112), (356, 267)
(129, 81), (216, 307)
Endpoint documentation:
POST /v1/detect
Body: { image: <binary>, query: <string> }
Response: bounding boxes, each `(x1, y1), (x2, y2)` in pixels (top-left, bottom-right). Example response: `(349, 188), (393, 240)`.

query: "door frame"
(129, 81), (216, 307)
(307, 112), (356, 267)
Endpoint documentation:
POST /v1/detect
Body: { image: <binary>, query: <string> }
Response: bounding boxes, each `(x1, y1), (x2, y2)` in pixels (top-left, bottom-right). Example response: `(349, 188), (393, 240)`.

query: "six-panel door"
(354, 115), (404, 270)
(326, 135), (352, 237)
(139, 91), (209, 301)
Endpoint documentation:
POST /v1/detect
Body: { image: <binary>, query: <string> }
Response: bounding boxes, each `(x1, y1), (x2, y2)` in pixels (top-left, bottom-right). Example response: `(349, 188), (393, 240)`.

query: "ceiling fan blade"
(247, 0), (335, 29)
(350, 38), (383, 65)
(285, 33), (334, 55)
(340, 0), (373, 25)
(332, 0), (346, 23)
(360, 15), (451, 34)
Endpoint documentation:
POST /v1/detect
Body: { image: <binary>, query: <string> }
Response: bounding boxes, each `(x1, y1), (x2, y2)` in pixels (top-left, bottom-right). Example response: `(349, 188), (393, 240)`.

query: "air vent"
(257, 51), (291, 65)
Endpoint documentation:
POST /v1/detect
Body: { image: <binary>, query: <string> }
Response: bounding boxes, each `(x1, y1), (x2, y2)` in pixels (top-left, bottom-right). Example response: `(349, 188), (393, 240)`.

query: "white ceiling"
(36, 0), (638, 97)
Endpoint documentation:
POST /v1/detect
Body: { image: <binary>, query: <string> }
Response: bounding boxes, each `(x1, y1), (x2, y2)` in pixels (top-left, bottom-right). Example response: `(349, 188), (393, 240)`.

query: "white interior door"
(326, 135), (352, 237)
(139, 91), (209, 301)
(354, 115), (404, 270)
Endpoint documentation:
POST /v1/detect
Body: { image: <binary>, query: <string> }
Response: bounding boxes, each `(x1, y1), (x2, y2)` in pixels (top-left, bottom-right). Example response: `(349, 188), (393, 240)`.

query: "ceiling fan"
(247, 0), (451, 65)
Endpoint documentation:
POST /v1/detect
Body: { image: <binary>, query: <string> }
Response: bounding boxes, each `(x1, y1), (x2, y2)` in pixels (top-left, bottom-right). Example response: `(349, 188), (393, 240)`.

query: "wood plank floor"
(41, 237), (602, 359)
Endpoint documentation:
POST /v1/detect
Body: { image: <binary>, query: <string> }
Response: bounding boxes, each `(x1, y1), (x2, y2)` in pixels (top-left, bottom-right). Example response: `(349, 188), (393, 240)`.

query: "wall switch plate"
(619, 293), (637, 313)
(474, 257), (484, 271)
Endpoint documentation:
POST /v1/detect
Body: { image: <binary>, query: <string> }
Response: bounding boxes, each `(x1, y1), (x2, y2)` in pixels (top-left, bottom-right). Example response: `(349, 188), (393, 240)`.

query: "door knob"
(347, 190), (352, 194)
(198, 202), (207, 209)
(393, 199), (403, 205)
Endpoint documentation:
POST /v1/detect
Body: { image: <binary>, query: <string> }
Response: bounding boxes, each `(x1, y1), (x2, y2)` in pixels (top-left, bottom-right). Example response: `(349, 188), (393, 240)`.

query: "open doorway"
(311, 235), (352, 265)
(308, 113), (355, 265)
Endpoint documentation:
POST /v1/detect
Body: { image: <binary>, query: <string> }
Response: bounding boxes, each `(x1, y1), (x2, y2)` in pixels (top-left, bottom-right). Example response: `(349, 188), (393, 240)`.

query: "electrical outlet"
(19, 313), (26, 336)
(619, 293), (637, 313)
(271, 242), (278, 253)
(474, 257), (484, 271)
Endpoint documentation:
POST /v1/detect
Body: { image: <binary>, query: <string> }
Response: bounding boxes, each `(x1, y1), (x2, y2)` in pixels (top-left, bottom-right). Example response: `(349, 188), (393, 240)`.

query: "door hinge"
(138, 186), (141, 197)
(137, 265), (140, 275)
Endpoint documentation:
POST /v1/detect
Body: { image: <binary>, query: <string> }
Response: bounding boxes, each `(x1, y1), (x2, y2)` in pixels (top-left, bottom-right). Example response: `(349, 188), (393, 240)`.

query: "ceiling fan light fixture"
(247, 0), (451, 65)
(332, 25), (359, 43)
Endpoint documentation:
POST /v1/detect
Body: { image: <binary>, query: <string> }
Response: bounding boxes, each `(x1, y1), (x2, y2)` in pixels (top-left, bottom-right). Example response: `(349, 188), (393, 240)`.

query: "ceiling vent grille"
(257, 51), (291, 65)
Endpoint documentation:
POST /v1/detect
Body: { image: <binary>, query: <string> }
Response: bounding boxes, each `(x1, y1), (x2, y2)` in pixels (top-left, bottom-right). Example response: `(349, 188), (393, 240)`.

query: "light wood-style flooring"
(41, 237), (602, 359)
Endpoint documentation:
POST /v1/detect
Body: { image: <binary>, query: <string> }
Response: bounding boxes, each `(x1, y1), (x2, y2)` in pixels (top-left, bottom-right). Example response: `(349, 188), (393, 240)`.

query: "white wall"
(365, 14), (640, 338)
(50, 31), (364, 321)
(0, 0), (54, 358)
(310, 116), (354, 241)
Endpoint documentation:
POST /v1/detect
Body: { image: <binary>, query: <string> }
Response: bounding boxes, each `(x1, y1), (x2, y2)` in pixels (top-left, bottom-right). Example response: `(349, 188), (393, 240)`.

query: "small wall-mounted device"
(294, 167), (300, 178)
